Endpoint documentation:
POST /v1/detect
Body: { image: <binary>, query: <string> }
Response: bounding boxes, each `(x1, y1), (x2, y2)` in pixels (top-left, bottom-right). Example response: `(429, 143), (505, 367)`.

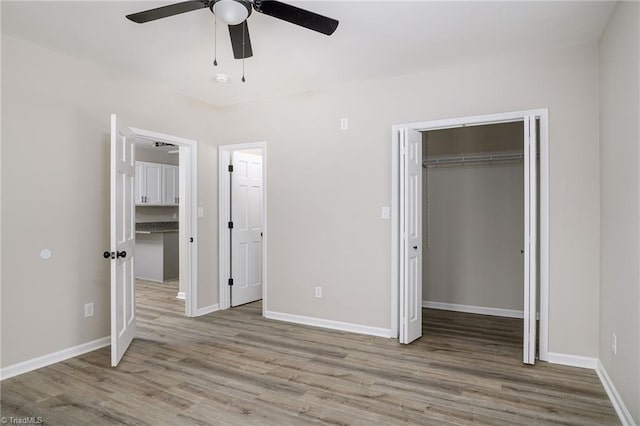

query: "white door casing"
(231, 152), (263, 307)
(391, 109), (549, 362)
(110, 114), (136, 367)
(399, 128), (423, 344)
(523, 115), (538, 365)
(130, 127), (199, 317)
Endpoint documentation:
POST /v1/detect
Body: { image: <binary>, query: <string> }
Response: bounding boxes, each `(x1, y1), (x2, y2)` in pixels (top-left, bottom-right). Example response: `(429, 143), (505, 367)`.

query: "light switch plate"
(197, 207), (204, 218)
(381, 206), (390, 220)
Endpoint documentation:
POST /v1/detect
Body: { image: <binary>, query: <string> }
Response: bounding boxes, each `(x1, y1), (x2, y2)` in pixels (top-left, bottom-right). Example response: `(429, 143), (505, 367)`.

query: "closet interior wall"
(422, 122), (526, 314)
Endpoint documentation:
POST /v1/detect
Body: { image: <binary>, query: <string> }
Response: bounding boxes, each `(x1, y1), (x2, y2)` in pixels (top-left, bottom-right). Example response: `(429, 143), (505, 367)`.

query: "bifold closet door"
(523, 115), (538, 365)
(399, 128), (423, 344)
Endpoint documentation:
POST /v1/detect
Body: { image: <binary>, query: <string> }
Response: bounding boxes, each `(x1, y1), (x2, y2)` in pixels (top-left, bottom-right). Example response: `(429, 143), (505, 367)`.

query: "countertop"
(135, 221), (178, 234)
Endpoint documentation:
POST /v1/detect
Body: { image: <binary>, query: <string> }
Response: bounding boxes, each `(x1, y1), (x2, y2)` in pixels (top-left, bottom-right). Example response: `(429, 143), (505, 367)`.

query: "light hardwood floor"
(1, 280), (619, 425)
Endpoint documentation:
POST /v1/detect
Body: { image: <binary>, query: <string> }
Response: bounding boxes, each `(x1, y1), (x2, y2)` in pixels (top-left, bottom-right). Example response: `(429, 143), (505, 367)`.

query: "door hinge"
(228, 278), (234, 286)
(228, 165), (233, 172)
(228, 221), (234, 229)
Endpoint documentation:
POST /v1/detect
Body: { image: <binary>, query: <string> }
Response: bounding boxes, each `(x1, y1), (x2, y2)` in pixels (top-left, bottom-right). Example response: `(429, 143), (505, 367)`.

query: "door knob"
(413, 246), (418, 250)
(103, 251), (113, 259)
(116, 250), (127, 259)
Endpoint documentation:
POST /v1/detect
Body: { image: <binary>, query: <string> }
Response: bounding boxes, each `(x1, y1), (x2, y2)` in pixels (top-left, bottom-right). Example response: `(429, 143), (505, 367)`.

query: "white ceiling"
(2, 1), (615, 107)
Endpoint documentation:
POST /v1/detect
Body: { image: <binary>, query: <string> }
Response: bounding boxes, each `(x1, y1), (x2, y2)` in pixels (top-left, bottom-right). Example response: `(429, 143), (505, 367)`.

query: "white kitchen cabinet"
(135, 161), (164, 206)
(163, 165), (179, 206)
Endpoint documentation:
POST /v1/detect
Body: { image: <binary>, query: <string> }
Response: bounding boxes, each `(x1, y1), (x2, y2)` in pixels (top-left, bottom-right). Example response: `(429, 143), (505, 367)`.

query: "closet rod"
(423, 152), (525, 167)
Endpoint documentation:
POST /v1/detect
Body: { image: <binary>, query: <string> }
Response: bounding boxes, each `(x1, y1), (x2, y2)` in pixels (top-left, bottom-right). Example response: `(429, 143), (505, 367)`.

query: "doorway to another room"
(134, 140), (183, 315)
(218, 142), (267, 312)
(108, 115), (198, 367)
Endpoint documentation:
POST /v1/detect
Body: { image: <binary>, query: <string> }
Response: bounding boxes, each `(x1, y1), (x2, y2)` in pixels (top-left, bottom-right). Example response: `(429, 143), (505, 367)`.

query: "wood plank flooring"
(1, 280), (619, 425)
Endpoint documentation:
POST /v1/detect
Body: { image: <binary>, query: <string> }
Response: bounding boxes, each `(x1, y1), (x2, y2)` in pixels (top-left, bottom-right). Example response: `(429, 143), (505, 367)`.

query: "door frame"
(390, 109), (549, 361)
(130, 126), (199, 317)
(218, 141), (268, 314)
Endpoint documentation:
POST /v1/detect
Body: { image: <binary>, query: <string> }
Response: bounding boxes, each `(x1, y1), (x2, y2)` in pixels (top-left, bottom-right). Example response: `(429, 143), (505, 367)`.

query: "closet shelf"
(423, 152), (524, 167)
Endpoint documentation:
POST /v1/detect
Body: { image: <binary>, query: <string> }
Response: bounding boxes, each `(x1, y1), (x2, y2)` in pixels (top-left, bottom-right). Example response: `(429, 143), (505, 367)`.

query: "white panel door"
(231, 152), (263, 307)
(110, 114), (136, 367)
(523, 115), (538, 365)
(399, 129), (423, 344)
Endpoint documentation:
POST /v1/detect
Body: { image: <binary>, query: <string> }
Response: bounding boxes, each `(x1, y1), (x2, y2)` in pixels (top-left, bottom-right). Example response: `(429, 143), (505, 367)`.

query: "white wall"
(1, 35), (603, 369)
(215, 43), (601, 358)
(0, 35), (220, 367)
(135, 146), (179, 166)
(423, 163), (524, 311)
(598, 1), (640, 422)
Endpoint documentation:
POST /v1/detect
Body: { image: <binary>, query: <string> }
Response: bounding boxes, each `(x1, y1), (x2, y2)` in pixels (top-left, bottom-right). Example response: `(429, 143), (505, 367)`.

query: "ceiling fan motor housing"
(210, 0), (252, 25)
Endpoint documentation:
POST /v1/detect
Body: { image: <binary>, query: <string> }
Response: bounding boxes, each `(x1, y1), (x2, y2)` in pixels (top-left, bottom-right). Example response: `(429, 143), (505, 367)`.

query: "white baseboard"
(596, 360), (636, 426)
(422, 300), (525, 319)
(265, 311), (393, 338)
(0, 336), (110, 381)
(547, 352), (598, 369)
(176, 292), (186, 300)
(195, 303), (219, 316)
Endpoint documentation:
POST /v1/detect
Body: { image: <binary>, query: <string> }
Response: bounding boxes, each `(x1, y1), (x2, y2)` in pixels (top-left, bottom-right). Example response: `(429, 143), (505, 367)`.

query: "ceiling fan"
(126, 0), (339, 60)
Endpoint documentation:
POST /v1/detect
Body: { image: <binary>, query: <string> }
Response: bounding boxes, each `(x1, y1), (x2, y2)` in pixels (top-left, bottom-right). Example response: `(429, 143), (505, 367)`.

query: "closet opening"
(421, 121), (538, 361)
(391, 109), (548, 365)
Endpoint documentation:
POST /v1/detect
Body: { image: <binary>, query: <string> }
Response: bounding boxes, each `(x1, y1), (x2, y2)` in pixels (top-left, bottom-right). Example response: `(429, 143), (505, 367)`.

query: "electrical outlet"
(314, 286), (323, 299)
(84, 303), (94, 318)
(612, 333), (617, 355)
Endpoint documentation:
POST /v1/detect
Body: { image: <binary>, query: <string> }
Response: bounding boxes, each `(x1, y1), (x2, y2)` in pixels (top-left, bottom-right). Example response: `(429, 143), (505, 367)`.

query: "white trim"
(547, 352), (598, 369)
(195, 303), (220, 316)
(265, 311), (393, 338)
(0, 337), (109, 381)
(218, 142), (268, 314)
(130, 126), (198, 318)
(176, 292), (186, 300)
(390, 128), (400, 338)
(391, 109), (550, 362)
(596, 360), (637, 426)
(423, 301), (525, 319)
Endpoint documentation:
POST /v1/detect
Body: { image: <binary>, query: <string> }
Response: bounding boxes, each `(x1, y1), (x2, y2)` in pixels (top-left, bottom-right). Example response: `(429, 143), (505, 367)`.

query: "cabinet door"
(144, 162), (163, 205)
(163, 165), (179, 205)
(135, 162), (144, 205)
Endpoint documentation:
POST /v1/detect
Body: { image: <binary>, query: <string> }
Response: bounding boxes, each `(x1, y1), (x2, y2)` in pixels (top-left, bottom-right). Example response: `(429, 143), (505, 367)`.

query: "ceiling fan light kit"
(211, 0), (251, 26)
(126, 0), (339, 83)
(122, 0), (338, 59)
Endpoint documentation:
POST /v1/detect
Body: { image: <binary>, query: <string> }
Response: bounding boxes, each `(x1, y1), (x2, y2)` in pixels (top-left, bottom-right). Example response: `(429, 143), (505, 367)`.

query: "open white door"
(230, 152), (263, 307)
(523, 116), (538, 364)
(110, 114), (136, 366)
(399, 129), (423, 344)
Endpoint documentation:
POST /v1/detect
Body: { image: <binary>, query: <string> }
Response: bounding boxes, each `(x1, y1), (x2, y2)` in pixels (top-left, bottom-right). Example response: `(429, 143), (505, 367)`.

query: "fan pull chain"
(241, 20), (246, 82)
(213, 14), (218, 66)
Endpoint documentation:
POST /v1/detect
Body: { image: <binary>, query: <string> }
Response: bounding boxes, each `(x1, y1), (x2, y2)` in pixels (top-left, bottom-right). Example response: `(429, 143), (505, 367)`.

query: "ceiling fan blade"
(126, 1), (207, 24)
(253, 0), (338, 36)
(228, 22), (253, 59)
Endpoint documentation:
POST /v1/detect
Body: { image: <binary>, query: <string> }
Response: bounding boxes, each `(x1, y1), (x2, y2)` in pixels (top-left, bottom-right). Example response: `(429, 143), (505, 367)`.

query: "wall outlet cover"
(84, 303), (94, 318)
